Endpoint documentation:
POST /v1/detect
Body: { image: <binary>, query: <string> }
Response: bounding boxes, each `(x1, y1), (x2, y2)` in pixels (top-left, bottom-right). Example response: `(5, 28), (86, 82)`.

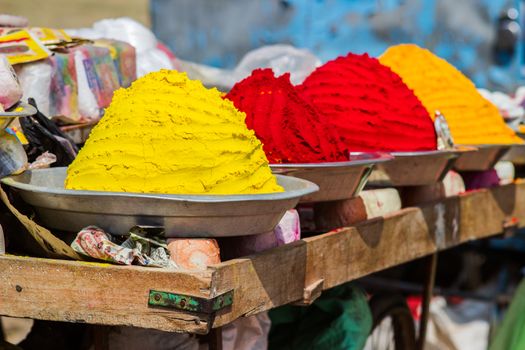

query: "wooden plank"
(0, 255), (214, 333)
(211, 183), (525, 327)
(1, 183), (524, 332)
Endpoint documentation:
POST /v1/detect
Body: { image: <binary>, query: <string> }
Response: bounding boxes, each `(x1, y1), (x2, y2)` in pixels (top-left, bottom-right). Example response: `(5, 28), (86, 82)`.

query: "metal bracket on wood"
(148, 289), (234, 314)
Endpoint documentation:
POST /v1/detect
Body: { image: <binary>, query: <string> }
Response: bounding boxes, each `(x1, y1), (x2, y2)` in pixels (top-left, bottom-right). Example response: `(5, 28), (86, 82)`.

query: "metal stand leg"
(208, 327), (223, 350)
(417, 252), (438, 350)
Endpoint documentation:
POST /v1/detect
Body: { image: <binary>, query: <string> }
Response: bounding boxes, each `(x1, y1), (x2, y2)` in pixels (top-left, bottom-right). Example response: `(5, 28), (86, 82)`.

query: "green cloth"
(490, 279), (525, 350)
(268, 284), (372, 350)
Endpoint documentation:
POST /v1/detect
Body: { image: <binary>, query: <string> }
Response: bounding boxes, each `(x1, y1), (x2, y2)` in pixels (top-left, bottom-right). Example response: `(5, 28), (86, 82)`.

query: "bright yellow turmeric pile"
(65, 70), (283, 194)
(380, 44), (522, 145)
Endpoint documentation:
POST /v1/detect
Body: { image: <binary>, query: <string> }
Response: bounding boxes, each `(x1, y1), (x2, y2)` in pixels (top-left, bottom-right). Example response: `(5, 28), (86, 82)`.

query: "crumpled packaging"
(71, 226), (176, 268)
(0, 55), (22, 110)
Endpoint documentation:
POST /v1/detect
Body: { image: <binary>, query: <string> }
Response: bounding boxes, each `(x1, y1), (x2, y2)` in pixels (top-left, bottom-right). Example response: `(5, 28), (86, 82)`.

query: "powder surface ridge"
(65, 69), (283, 194)
(297, 53), (437, 152)
(380, 44), (522, 145)
(225, 68), (348, 163)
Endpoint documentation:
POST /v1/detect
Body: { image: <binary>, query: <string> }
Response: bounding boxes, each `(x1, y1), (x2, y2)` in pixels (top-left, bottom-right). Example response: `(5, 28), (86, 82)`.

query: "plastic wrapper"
(71, 226), (176, 268)
(94, 39), (137, 87)
(20, 99), (77, 166)
(49, 48), (80, 119)
(16, 40), (131, 121)
(74, 49), (99, 119)
(29, 27), (71, 44)
(494, 160), (515, 185)
(220, 209), (301, 259)
(66, 17), (173, 77)
(0, 56), (22, 110)
(0, 130), (27, 178)
(15, 60), (53, 116)
(235, 44), (321, 85)
(273, 209), (301, 245)
(176, 44), (321, 91)
(79, 45), (121, 109)
(28, 151), (57, 169)
(442, 170), (465, 196)
(0, 29), (50, 65)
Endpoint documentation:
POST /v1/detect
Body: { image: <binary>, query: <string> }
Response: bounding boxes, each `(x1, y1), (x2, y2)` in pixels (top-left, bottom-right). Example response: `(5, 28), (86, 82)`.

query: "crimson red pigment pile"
(297, 53), (437, 152)
(226, 69), (347, 163)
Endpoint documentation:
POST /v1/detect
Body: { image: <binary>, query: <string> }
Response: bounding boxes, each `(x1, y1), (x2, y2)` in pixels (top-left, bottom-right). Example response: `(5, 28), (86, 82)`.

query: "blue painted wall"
(151, 0), (524, 91)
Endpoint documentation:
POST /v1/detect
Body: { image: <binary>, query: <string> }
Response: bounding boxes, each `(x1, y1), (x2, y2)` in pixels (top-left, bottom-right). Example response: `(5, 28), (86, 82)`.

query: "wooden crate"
(1, 183), (524, 334)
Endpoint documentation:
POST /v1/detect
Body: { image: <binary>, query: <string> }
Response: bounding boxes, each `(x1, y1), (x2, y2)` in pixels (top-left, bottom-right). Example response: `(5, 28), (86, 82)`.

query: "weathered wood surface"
(211, 183), (525, 327)
(1, 183), (524, 332)
(0, 256), (214, 333)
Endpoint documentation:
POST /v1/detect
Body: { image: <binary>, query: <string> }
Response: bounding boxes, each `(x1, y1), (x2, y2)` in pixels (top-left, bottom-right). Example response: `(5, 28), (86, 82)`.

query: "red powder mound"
(225, 69), (348, 163)
(297, 53), (437, 152)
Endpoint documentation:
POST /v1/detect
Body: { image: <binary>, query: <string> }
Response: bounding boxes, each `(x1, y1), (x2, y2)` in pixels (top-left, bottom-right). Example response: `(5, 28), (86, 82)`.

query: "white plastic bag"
(235, 44), (321, 85)
(74, 50), (100, 119)
(177, 44), (321, 91)
(15, 60), (52, 116)
(66, 17), (174, 77)
(0, 56), (22, 110)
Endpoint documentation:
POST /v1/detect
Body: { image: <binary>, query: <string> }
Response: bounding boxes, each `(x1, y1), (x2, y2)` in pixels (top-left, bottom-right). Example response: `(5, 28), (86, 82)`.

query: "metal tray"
(454, 144), (511, 171)
(0, 102), (37, 130)
(1, 167), (318, 238)
(501, 144), (525, 165)
(368, 149), (464, 187)
(270, 152), (393, 203)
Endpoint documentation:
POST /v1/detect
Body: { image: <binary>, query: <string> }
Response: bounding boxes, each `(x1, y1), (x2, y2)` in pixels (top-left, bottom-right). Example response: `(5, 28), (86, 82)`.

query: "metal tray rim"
(0, 102), (37, 118)
(390, 148), (466, 157)
(455, 143), (515, 149)
(1, 168), (319, 203)
(269, 152), (393, 169)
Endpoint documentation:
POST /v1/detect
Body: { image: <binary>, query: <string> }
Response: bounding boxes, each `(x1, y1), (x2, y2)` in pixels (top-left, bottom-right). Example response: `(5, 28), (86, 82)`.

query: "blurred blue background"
(151, 0), (524, 91)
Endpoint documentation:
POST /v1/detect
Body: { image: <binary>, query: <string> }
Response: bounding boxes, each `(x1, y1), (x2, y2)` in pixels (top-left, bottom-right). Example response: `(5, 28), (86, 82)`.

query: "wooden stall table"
(0, 182), (524, 347)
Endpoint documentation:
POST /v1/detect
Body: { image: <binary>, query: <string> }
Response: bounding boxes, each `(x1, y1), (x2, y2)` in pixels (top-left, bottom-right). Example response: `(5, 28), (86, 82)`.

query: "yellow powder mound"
(65, 70), (283, 194)
(380, 44), (522, 145)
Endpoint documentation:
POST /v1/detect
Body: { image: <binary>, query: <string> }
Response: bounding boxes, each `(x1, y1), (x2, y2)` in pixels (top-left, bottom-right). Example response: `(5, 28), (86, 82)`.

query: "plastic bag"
(74, 50), (100, 119)
(28, 151), (57, 169)
(20, 98), (78, 166)
(66, 17), (174, 77)
(0, 56), (22, 110)
(15, 60), (53, 116)
(235, 44), (321, 85)
(0, 130), (27, 178)
(177, 44), (321, 91)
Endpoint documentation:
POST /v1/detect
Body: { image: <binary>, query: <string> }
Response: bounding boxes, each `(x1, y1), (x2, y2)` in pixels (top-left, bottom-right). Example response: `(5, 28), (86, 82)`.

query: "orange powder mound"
(380, 44), (523, 145)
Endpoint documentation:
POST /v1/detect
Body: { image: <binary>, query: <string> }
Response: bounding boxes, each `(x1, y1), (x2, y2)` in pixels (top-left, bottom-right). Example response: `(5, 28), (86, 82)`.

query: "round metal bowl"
(0, 102), (37, 130)
(454, 144), (512, 171)
(270, 152), (393, 203)
(368, 148), (467, 187)
(1, 167), (319, 237)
